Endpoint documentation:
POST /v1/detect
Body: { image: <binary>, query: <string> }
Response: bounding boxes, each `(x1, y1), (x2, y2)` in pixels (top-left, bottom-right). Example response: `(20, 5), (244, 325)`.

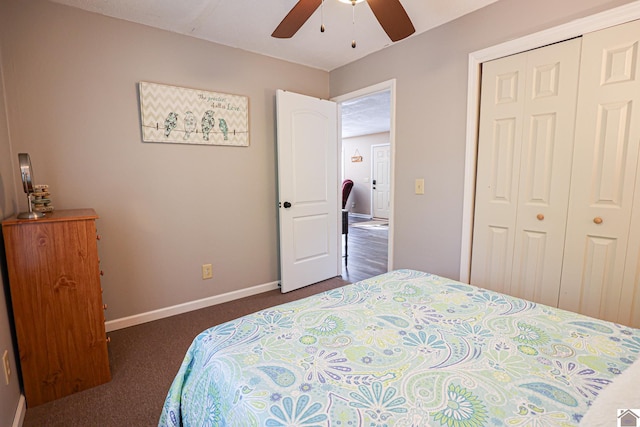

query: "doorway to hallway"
(341, 215), (388, 283)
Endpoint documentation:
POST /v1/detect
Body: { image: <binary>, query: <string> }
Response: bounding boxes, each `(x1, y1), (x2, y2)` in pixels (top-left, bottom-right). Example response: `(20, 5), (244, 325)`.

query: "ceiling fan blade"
(272, 0), (322, 38)
(366, 0), (415, 42)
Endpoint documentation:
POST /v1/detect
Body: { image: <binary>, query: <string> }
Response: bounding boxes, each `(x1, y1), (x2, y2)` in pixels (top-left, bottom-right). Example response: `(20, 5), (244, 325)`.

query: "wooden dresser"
(2, 208), (110, 406)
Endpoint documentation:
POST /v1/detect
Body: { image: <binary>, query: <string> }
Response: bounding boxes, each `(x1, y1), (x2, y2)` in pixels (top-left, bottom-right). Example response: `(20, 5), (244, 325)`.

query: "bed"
(159, 269), (640, 426)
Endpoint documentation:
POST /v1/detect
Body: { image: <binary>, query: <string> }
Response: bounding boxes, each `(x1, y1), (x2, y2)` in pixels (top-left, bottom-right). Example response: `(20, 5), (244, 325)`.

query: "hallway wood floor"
(341, 215), (389, 283)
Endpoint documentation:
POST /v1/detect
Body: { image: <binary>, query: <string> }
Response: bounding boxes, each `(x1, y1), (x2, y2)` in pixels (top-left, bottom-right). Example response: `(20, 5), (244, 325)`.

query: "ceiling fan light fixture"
(272, 0), (415, 42)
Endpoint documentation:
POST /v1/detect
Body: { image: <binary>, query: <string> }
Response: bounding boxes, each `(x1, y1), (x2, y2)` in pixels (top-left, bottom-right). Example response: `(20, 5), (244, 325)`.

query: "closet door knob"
(593, 217), (603, 224)
(536, 214), (544, 221)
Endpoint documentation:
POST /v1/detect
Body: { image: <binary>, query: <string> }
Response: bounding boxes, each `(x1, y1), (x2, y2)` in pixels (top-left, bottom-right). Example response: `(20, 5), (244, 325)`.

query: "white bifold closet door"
(470, 38), (582, 307)
(558, 20), (640, 325)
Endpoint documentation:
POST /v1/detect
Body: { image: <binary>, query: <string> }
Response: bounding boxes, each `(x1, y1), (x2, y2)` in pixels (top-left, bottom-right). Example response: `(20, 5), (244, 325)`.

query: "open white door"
(276, 90), (339, 293)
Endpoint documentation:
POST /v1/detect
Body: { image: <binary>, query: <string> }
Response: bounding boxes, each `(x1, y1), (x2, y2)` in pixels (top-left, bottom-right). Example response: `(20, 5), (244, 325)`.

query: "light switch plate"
(415, 178), (425, 195)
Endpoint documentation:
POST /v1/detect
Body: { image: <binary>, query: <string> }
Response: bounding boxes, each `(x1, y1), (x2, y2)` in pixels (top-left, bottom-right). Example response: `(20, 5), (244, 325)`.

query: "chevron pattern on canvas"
(139, 81), (249, 147)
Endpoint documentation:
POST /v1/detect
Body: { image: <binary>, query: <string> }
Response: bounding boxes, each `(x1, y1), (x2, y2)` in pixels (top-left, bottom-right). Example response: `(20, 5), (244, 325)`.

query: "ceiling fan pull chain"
(320, 0), (325, 32)
(351, 0), (356, 48)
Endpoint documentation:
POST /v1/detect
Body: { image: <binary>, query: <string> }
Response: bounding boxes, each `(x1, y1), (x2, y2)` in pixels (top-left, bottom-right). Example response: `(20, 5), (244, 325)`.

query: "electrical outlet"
(2, 350), (10, 385)
(202, 264), (213, 280)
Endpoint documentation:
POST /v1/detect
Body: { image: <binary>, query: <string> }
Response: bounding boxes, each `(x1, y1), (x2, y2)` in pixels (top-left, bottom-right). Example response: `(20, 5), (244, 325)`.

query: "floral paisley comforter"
(159, 269), (640, 426)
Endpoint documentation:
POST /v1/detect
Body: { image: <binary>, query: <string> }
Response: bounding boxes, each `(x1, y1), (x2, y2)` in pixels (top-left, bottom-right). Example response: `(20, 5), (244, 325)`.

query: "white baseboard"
(13, 395), (25, 427)
(105, 280), (280, 332)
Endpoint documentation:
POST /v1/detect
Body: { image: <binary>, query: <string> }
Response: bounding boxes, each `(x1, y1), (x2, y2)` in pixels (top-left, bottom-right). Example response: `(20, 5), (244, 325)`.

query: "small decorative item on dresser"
(31, 184), (54, 213)
(16, 153), (44, 219)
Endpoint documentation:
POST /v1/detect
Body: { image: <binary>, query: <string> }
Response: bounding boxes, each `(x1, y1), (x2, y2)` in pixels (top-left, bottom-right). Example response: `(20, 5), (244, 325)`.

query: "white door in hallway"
(276, 90), (339, 293)
(372, 144), (390, 219)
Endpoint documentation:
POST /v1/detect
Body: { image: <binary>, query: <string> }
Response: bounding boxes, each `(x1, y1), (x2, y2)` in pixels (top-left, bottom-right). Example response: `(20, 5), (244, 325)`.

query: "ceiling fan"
(272, 0), (415, 43)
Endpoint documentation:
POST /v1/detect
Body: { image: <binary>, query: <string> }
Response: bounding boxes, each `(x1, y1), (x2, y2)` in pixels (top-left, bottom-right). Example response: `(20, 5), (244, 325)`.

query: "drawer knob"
(593, 217), (603, 224)
(536, 213), (544, 221)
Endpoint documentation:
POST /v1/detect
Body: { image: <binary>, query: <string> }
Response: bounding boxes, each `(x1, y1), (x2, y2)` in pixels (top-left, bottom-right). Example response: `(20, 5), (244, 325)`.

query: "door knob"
(593, 217), (603, 224)
(536, 214), (544, 221)
(283, 202), (292, 208)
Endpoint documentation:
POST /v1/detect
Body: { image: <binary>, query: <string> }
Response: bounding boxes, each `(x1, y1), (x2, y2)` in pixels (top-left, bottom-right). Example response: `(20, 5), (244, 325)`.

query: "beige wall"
(330, 0), (634, 280)
(0, 0), (636, 421)
(342, 132), (389, 216)
(0, 43), (21, 427)
(0, 0), (329, 323)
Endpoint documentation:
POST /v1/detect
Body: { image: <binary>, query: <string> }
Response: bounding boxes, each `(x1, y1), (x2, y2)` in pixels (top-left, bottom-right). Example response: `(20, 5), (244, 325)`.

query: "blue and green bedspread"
(159, 269), (640, 426)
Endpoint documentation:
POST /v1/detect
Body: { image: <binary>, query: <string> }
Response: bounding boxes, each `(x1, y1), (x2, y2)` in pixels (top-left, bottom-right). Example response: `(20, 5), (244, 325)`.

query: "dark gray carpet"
(22, 276), (350, 427)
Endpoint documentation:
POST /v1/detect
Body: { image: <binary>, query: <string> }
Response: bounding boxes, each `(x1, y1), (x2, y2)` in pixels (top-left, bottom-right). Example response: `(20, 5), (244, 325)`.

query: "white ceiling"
(49, 0), (498, 72)
(341, 90), (390, 138)
(48, 0), (498, 137)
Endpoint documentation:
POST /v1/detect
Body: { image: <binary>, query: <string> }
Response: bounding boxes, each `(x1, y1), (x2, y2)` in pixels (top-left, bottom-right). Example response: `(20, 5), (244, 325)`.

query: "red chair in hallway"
(342, 179), (353, 209)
